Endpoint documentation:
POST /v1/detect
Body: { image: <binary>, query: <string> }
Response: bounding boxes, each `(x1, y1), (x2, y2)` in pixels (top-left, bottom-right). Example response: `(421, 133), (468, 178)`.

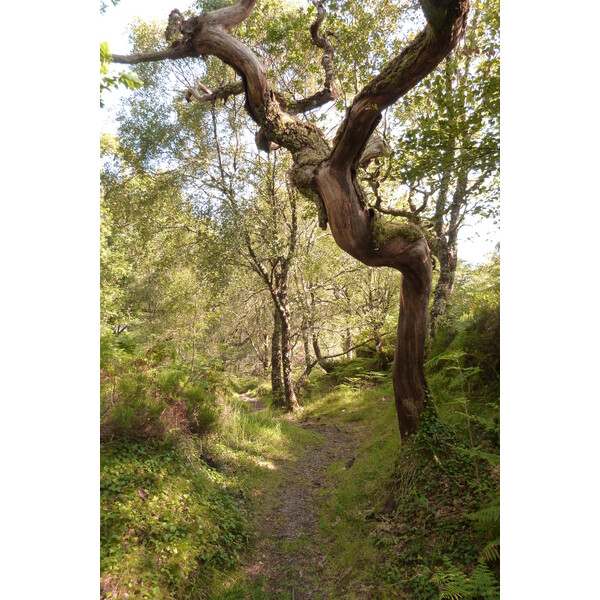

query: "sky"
(101, 0), (175, 48)
(100, 0), (499, 265)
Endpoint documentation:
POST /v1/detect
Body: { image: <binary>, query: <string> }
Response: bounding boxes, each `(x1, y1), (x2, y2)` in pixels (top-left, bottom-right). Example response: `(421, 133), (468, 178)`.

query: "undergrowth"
(288, 258), (500, 599)
(100, 333), (320, 599)
(100, 255), (499, 599)
(100, 438), (249, 599)
(101, 332), (226, 442)
(373, 401), (499, 599)
(297, 366), (499, 600)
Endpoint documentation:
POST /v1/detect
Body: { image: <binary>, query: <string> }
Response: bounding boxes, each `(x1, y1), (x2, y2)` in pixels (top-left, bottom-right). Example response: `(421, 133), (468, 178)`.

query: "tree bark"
(429, 240), (457, 339)
(393, 266), (432, 437)
(271, 308), (284, 407)
(275, 272), (299, 412)
(429, 158), (469, 339)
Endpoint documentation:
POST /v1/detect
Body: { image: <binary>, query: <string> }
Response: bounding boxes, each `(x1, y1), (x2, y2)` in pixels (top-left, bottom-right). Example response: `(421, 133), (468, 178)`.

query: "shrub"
(102, 393), (168, 441)
(101, 332), (222, 441)
(427, 257), (500, 451)
(183, 384), (219, 435)
(157, 367), (186, 397)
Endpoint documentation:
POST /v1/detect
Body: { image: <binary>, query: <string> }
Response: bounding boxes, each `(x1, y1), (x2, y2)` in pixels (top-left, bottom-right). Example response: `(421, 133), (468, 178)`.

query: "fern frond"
(440, 582), (468, 600)
(470, 504), (500, 527)
(431, 565), (470, 600)
(479, 539), (500, 563)
(470, 563), (500, 599)
(429, 560), (500, 600)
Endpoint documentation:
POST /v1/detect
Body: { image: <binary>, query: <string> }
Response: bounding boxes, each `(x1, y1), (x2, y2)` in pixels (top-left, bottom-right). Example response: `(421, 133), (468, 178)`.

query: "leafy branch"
(100, 42), (143, 107)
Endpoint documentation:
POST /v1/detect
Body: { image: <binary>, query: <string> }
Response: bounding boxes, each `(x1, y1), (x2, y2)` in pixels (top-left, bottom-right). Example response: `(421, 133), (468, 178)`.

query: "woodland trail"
(238, 395), (365, 599)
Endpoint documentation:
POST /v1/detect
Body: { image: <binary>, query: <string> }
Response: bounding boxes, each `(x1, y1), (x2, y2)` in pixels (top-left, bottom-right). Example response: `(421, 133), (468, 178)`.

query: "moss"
(369, 214), (424, 249)
(423, 228), (440, 255)
(259, 90), (329, 163)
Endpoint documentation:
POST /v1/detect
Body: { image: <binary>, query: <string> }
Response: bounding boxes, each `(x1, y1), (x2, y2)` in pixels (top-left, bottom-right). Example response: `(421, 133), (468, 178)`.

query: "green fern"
(470, 502), (500, 538)
(430, 562), (499, 600)
(469, 562), (500, 599)
(479, 539), (500, 563)
(430, 567), (470, 599)
(472, 504), (499, 523)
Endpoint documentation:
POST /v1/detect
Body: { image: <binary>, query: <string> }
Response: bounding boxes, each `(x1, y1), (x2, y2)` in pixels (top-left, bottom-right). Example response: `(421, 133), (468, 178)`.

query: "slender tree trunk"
(429, 239), (458, 339)
(429, 164), (468, 339)
(301, 315), (313, 370)
(306, 290), (333, 373)
(312, 331), (334, 373)
(429, 53), (474, 340)
(342, 328), (352, 359)
(276, 279), (299, 412)
(271, 308), (284, 407)
(263, 332), (270, 372)
(189, 289), (199, 376)
(279, 309), (298, 411)
(373, 321), (388, 363)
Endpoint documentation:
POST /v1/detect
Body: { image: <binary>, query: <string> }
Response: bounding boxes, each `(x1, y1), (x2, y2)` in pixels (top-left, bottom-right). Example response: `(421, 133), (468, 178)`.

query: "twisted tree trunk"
(393, 267), (433, 436)
(112, 0), (469, 436)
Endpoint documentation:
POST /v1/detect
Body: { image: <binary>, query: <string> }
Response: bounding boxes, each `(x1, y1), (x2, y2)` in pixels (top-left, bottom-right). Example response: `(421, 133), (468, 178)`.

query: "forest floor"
(234, 388), (388, 599)
(101, 359), (499, 599)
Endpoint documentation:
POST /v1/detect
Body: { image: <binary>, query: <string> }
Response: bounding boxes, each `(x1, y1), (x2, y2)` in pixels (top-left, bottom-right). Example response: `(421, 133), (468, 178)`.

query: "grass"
(297, 371), (405, 598)
(100, 373), (324, 599)
(101, 359), (499, 599)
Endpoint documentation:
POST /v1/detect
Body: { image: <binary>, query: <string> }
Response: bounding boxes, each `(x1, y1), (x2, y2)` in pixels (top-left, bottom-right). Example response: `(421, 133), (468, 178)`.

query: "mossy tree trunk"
(112, 0), (470, 437)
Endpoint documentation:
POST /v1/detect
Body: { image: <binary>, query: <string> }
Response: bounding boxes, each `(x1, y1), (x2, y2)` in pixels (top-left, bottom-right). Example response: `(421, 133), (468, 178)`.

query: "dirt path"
(238, 392), (266, 413)
(240, 405), (364, 599)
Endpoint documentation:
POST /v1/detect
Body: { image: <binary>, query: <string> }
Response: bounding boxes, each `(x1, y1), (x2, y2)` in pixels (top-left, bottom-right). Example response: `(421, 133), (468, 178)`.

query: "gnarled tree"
(111, 0), (469, 437)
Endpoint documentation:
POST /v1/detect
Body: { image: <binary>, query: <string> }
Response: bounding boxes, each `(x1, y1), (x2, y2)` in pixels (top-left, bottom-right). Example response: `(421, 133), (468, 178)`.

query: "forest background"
(1, 1), (599, 598)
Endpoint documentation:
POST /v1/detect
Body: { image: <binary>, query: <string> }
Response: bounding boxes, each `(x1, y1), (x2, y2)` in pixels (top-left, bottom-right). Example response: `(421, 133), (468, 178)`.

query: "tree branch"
(111, 44), (196, 64)
(183, 80), (244, 103)
(376, 205), (416, 220)
(197, 0), (258, 29)
(182, 1), (339, 116)
(330, 0), (469, 171)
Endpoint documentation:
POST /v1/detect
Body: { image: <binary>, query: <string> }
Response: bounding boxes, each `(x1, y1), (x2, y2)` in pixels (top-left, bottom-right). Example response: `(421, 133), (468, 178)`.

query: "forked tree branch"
(111, 0), (468, 179)
(180, 0), (338, 116)
(330, 0), (469, 170)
